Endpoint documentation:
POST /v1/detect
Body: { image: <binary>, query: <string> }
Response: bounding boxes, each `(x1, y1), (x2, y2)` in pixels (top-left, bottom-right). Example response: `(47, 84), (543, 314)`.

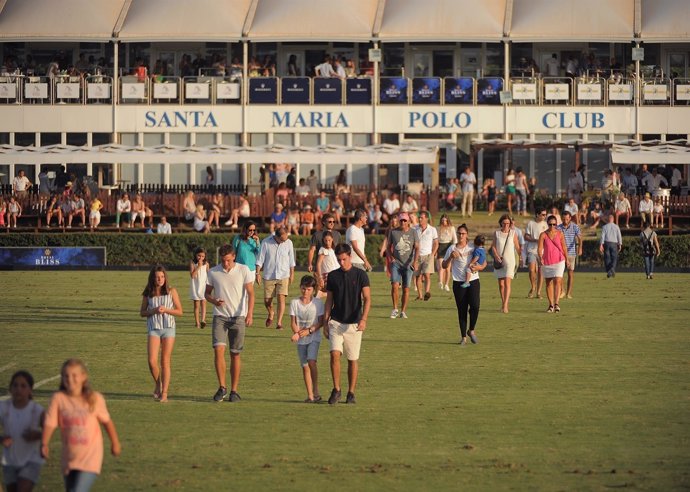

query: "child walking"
(189, 247), (209, 329)
(289, 276), (324, 403)
(315, 231), (339, 295)
(461, 235), (487, 288)
(1, 371), (44, 492)
(41, 359), (121, 492)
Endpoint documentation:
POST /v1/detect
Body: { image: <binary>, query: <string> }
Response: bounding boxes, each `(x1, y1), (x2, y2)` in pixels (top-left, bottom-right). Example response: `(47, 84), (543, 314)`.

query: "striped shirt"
(558, 222), (581, 256)
(146, 294), (175, 331)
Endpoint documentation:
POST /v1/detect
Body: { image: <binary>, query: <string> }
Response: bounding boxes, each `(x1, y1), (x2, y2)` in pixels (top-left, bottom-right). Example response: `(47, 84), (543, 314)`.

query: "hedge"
(0, 233), (688, 268)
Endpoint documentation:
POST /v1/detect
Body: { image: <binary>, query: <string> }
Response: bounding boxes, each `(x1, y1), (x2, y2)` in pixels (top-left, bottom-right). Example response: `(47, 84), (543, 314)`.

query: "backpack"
(641, 231), (655, 257)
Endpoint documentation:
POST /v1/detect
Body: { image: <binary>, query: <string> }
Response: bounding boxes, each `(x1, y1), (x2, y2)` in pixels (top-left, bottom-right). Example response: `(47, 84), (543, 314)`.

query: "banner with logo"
(0, 247), (107, 268)
(314, 78), (342, 104)
(346, 78), (372, 104)
(249, 77), (278, 104)
(380, 78), (408, 104)
(608, 84), (633, 101)
(444, 77), (474, 104)
(477, 78), (503, 105)
(544, 83), (570, 101)
(281, 77), (310, 104)
(576, 83), (602, 101)
(511, 82), (538, 101)
(412, 77), (440, 104)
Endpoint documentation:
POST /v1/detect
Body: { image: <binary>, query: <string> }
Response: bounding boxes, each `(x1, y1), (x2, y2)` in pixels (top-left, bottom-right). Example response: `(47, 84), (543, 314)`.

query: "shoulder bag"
(493, 231), (511, 270)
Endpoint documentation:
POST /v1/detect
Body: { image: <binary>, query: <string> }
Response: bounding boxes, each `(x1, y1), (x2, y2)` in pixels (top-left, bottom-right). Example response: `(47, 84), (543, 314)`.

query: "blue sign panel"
(380, 78), (408, 104)
(346, 78), (372, 104)
(412, 78), (441, 104)
(313, 78), (343, 104)
(444, 77), (474, 104)
(249, 77), (278, 104)
(281, 77), (310, 104)
(0, 247), (107, 268)
(477, 77), (503, 105)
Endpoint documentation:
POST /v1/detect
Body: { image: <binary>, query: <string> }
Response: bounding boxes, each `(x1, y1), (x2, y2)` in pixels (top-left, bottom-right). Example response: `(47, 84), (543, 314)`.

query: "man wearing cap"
(307, 213), (342, 272)
(387, 212), (418, 319)
(269, 203), (286, 234)
(345, 209), (371, 271)
(638, 192), (654, 227)
(413, 211), (438, 301)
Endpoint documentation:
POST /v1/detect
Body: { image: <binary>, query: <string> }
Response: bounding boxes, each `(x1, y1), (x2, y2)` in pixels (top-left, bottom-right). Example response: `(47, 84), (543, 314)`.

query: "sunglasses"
(326, 220), (335, 223)
(540, 213), (547, 216)
(247, 228), (256, 232)
(400, 219), (408, 222)
(548, 223), (557, 226)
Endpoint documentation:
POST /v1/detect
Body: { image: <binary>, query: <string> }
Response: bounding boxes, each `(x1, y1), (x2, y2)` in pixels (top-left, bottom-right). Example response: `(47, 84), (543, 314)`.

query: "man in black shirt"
(324, 243), (371, 405)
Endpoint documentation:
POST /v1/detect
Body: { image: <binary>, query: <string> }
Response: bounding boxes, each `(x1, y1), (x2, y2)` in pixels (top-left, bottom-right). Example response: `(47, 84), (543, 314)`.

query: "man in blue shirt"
(599, 214), (622, 278)
(558, 211), (582, 298)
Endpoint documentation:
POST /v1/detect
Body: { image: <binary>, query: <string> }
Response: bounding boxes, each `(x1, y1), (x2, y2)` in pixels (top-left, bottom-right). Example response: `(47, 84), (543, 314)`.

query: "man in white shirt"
(382, 193), (401, 224)
(621, 168), (638, 196)
(315, 55), (336, 78)
(400, 195), (419, 214)
(345, 209), (371, 271)
(650, 168), (668, 192)
(156, 216), (172, 234)
(12, 170), (31, 199)
(545, 53), (559, 77)
(334, 58), (347, 79)
(670, 165), (683, 196)
(414, 211), (439, 301)
(640, 164), (654, 193)
(459, 166), (477, 217)
(524, 208), (548, 298)
(256, 227), (295, 331)
(205, 243), (255, 403)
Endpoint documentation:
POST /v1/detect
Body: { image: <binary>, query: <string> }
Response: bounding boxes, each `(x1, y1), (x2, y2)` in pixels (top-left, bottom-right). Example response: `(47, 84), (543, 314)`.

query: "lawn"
(1, 270), (688, 491)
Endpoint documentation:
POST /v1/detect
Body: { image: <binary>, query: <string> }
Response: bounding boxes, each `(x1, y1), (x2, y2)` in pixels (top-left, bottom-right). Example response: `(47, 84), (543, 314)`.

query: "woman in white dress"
(189, 247), (210, 329)
(492, 214), (521, 314)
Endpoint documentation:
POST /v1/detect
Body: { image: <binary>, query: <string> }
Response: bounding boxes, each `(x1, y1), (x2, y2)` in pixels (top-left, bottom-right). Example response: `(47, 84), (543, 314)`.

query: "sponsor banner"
(25, 83), (48, 99)
(0, 82), (17, 99)
(185, 82), (210, 100)
(643, 84), (668, 101)
(676, 84), (690, 101)
(216, 82), (240, 99)
(313, 78), (342, 104)
(87, 83), (111, 100)
(544, 83), (570, 101)
(444, 77), (474, 104)
(412, 77), (441, 104)
(512, 83), (538, 101)
(477, 78), (502, 105)
(121, 82), (146, 99)
(576, 83), (602, 101)
(380, 78), (408, 104)
(153, 82), (177, 99)
(0, 247), (106, 268)
(608, 84), (633, 101)
(249, 77), (278, 104)
(56, 83), (81, 99)
(281, 77), (310, 104)
(346, 78), (372, 104)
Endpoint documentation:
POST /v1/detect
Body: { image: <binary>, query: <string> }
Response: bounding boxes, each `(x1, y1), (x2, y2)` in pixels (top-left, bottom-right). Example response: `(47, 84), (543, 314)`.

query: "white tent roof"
(376, 0), (506, 42)
(0, 144), (439, 165)
(115, 0), (251, 42)
(611, 141), (690, 165)
(0, 0), (126, 42)
(245, 0), (378, 42)
(508, 0), (635, 42)
(640, 0), (690, 42)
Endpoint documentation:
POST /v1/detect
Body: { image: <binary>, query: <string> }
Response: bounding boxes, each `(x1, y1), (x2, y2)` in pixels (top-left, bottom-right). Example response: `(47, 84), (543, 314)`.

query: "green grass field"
(1, 270), (689, 491)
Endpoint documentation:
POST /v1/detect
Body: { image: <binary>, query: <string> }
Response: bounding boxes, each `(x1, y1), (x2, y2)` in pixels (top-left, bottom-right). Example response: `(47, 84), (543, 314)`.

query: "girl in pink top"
(41, 359), (121, 492)
(537, 215), (570, 313)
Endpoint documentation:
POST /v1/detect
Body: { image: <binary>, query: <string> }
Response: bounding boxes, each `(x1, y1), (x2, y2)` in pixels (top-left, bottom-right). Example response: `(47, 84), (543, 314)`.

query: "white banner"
(512, 83), (537, 101)
(608, 84), (633, 101)
(217, 82), (240, 100)
(0, 83), (17, 99)
(643, 84), (668, 101)
(153, 83), (178, 99)
(544, 83), (569, 101)
(576, 83), (602, 101)
(56, 83), (81, 99)
(185, 82), (210, 99)
(87, 83), (111, 99)
(675, 84), (690, 101)
(25, 83), (48, 99)
(121, 83), (146, 99)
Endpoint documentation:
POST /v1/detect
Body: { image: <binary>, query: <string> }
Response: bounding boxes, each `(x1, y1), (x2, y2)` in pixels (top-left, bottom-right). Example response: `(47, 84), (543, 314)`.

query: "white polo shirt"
(256, 235), (295, 280)
(206, 263), (252, 318)
(346, 224), (366, 265)
(415, 224), (438, 256)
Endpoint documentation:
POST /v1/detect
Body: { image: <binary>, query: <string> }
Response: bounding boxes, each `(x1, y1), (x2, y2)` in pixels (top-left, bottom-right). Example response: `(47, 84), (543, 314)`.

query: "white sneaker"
(231, 223), (238, 229)
(438, 282), (444, 290)
(224, 219), (233, 226)
(390, 309), (399, 319)
(399, 312), (408, 319)
(444, 284), (450, 291)
(413, 284), (418, 292)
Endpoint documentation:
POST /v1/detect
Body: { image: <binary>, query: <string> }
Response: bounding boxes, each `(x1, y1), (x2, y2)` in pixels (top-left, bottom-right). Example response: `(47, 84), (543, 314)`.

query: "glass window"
(222, 133), (240, 146)
(250, 133), (268, 146)
(353, 134), (371, 146)
(66, 133), (87, 146)
(326, 134), (346, 145)
(15, 133), (35, 147)
(144, 133), (164, 146)
(194, 133), (215, 146)
(92, 133), (111, 145)
(41, 133), (61, 146)
(273, 133), (293, 146)
(299, 134), (320, 147)
(169, 134), (190, 146)
(120, 133), (138, 146)
(485, 43), (503, 77)
(143, 164), (163, 183)
(169, 163), (188, 185)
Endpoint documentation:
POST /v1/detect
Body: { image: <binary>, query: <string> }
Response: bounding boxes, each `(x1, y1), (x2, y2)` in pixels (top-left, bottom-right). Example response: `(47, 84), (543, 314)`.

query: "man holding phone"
(386, 212), (419, 319)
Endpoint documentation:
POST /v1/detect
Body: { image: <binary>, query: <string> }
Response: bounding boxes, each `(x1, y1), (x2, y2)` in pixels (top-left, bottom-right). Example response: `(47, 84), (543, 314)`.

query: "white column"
(319, 132), (327, 185)
(137, 132), (144, 185)
(189, 133), (196, 184)
(345, 133), (353, 185)
(86, 133), (93, 177)
(294, 133), (301, 183)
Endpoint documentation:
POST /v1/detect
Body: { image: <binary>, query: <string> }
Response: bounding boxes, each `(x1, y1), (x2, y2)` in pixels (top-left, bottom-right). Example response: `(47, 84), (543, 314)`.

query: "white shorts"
(328, 320), (362, 361)
(542, 260), (565, 279)
(89, 211), (101, 220)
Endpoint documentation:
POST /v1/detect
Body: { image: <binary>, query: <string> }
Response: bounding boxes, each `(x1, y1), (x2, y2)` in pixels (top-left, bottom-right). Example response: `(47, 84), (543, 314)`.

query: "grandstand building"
(0, 0), (688, 193)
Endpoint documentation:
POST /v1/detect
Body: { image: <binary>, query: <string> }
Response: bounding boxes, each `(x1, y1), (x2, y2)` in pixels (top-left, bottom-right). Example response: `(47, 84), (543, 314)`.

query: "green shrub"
(580, 234), (690, 268)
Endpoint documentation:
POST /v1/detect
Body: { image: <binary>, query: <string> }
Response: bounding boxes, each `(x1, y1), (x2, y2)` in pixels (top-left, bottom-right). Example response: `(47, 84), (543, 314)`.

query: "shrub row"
(0, 233), (688, 268)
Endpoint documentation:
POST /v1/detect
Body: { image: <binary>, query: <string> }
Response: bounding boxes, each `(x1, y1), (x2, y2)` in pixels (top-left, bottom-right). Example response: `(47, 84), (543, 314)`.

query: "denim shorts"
(148, 326), (176, 339)
(297, 340), (320, 366)
(2, 462), (42, 485)
(390, 262), (414, 288)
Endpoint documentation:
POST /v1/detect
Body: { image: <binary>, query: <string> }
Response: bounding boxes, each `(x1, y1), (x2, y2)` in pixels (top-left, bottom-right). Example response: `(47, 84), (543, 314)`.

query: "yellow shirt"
(90, 199), (102, 212)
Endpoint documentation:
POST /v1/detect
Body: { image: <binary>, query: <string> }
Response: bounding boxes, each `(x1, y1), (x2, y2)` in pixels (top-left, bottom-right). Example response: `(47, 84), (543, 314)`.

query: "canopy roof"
(0, 144), (439, 165)
(640, 0), (690, 42)
(611, 140), (690, 165)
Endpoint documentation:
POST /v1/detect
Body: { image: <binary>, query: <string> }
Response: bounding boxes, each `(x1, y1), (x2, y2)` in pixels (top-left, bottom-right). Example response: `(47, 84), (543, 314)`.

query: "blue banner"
(380, 78), (408, 104)
(412, 78), (441, 104)
(281, 77), (310, 104)
(444, 77), (474, 104)
(313, 78), (343, 104)
(0, 247), (107, 268)
(248, 77), (278, 104)
(346, 78), (372, 104)
(477, 77), (503, 105)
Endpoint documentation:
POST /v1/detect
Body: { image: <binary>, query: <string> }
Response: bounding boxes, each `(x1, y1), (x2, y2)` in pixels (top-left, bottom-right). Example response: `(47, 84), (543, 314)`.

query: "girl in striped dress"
(140, 266), (183, 402)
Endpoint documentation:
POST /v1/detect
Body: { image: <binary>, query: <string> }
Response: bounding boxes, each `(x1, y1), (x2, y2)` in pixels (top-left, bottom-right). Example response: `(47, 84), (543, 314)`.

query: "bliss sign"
(542, 112), (604, 129)
(144, 111), (218, 128)
(409, 111), (472, 129)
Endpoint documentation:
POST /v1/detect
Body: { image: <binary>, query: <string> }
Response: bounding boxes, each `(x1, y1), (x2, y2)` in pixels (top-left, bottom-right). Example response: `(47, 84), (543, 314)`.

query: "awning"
(508, 0), (635, 42)
(115, 0), (251, 42)
(0, 0), (126, 42)
(245, 0), (378, 42)
(640, 0), (690, 42)
(376, 0), (506, 42)
(611, 141), (690, 165)
(0, 144), (439, 165)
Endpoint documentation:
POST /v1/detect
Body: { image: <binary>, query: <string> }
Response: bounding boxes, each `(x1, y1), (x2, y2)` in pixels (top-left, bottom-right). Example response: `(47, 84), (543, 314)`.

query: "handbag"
(493, 231), (511, 270)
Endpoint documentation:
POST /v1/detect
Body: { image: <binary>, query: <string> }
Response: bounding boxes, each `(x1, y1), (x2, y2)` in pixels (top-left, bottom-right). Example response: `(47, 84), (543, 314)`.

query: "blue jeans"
(603, 242), (619, 276)
(64, 470), (98, 492)
(516, 188), (527, 213)
(643, 255), (655, 276)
